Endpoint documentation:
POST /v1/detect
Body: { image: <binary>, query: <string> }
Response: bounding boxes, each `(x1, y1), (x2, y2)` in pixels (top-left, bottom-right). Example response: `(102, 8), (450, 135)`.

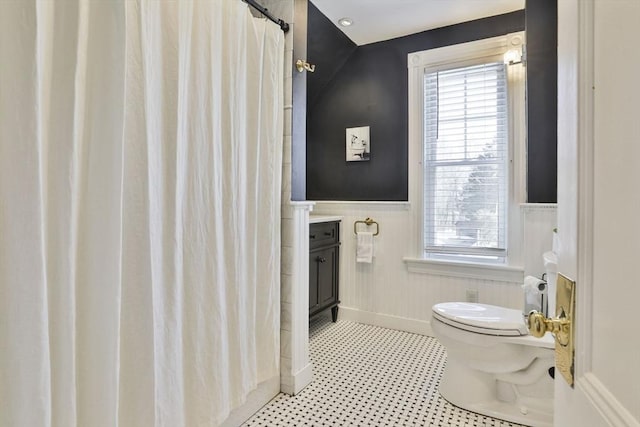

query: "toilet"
(431, 256), (557, 427)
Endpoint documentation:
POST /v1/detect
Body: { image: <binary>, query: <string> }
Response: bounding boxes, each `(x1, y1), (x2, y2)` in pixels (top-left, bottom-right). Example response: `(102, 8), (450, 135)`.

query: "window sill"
(403, 257), (524, 283)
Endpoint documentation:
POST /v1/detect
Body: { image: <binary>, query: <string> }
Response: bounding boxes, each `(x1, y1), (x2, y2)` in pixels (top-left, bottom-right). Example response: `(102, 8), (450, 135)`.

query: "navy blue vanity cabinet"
(309, 220), (340, 322)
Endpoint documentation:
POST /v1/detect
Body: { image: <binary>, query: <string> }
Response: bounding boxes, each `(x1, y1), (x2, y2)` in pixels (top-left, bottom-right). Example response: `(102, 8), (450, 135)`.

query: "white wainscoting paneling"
(313, 202), (529, 329)
(521, 203), (557, 278)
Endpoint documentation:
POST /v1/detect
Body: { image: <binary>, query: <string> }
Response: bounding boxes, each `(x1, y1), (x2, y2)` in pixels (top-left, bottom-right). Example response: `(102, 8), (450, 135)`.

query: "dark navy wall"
(307, 2), (357, 111)
(306, 10), (525, 201)
(306, 3), (557, 202)
(525, 0), (558, 203)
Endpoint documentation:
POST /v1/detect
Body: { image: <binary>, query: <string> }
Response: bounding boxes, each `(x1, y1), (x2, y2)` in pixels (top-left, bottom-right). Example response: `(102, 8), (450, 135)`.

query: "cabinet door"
(316, 246), (336, 307)
(309, 252), (319, 310)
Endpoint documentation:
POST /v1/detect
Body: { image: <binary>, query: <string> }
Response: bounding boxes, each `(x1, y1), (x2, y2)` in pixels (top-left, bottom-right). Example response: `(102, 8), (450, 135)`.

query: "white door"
(555, 0), (640, 425)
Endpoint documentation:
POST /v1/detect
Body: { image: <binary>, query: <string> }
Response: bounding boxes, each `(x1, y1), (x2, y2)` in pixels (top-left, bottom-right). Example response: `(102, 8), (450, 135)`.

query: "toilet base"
(439, 357), (553, 427)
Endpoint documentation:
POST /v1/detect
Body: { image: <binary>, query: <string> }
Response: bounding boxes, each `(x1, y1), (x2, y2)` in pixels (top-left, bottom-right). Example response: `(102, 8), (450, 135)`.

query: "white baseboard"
(220, 375), (280, 427)
(280, 362), (313, 396)
(339, 306), (434, 337)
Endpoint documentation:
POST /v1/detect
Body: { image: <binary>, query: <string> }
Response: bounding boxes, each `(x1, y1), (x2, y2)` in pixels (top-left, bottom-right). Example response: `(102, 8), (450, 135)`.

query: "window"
(407, 33), (526, 266)
(423, 62), (508, 260)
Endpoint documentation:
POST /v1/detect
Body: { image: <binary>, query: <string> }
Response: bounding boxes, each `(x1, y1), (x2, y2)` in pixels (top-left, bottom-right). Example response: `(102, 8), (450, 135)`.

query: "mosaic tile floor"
(243, 316), (524, 426)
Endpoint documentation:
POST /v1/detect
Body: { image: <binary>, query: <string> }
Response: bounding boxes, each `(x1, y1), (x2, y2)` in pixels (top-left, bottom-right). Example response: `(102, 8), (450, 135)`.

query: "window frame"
(407, 32), (526, 268)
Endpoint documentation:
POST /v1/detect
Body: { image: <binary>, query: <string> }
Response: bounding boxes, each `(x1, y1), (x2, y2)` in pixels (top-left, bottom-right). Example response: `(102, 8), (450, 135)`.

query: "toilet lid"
(432, 302), (529, 336)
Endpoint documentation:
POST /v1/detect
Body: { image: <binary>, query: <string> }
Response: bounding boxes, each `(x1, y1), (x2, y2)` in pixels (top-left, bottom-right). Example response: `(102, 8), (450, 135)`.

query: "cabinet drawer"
(309, 221), (339, 249)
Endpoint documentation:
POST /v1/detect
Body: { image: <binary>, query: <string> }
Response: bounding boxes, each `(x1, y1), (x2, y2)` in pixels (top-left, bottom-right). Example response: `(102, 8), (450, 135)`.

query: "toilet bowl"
(432, 302), (555, 427)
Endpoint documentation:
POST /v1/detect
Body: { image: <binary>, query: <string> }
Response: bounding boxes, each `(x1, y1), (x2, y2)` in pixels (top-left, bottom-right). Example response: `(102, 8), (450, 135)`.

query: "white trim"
(507, 57), (527, 268)
(280, 362), (313, 396)
(309, 215), (343, 224)
(219, 375), (280, 427)
(290, 200), (315, 208)
(311, 200), (410, 209)
(407, 32), (525, 70)
(338, 306), (434, 337)
(578, 374), (640, 427)
(575, 0), (595, 379)
(403, 257), (523, 283)
(520, 203), (558, 212)
(408, 55), (425, 254)
(280, 202), (313, 395)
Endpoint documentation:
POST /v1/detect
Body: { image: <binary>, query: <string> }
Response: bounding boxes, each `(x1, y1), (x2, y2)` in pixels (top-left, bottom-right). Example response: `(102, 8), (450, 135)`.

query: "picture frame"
(345, 126), (370, 162)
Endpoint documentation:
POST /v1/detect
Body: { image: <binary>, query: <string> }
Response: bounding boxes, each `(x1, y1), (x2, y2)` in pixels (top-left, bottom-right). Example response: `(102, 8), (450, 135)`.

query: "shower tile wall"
(266, 0), (314, 395)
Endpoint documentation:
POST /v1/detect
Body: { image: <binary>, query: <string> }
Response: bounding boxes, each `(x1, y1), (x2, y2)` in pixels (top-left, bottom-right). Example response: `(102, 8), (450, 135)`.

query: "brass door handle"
(527, 311), (570, 346)
(526, 273), (576, 387)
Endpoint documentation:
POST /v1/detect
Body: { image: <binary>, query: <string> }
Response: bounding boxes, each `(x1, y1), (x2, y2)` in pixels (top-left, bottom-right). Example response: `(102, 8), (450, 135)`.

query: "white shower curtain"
(0, 1), (283, 426)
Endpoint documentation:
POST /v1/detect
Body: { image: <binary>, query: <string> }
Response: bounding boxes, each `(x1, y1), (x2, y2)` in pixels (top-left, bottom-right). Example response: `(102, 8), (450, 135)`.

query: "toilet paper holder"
(523, 275), (549, 317)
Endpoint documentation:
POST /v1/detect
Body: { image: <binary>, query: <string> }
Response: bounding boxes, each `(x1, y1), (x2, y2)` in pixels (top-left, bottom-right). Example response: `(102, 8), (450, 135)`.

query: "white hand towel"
(356, 231), (373, 263)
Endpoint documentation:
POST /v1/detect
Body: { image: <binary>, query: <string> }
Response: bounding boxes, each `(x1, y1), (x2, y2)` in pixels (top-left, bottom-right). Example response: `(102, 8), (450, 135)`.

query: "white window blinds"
(423, 62), (508, 258)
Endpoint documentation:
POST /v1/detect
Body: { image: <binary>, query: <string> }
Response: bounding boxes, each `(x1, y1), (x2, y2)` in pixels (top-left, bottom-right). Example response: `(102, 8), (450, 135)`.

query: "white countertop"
(309, 215), (343, 224)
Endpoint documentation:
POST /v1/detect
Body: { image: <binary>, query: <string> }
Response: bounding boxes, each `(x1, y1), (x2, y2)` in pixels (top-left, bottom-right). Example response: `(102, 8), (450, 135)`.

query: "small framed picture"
(346, 126), (370, 162)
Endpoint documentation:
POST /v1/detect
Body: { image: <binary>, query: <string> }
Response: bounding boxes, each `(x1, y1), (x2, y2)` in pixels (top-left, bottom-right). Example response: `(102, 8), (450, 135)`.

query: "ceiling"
(310, 0), (525, 46)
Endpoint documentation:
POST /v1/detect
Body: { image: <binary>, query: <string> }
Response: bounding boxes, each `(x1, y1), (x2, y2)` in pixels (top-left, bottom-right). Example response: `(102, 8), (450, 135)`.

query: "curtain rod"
(243, 0), (290, 33)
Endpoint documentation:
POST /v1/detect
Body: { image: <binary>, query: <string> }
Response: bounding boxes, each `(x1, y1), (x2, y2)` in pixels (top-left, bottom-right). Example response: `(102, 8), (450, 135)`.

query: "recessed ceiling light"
(338, 17), (353, 27)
